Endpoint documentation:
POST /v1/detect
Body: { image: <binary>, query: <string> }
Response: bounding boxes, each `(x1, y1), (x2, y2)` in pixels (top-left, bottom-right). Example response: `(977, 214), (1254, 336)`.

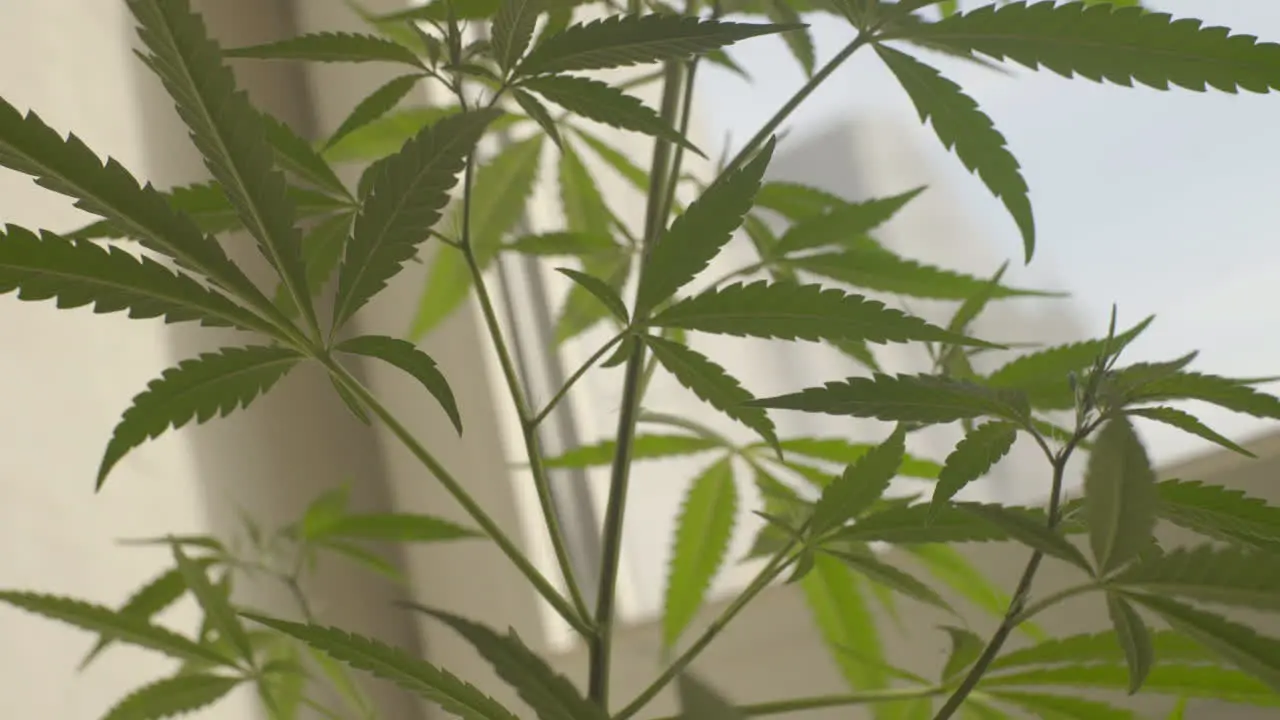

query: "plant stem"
(325, 361), (592, 636)
(458, 151), (594, 629)
(588, 59), (688, 708)
(614, 543), (799, 720)
(650, 687), (945, 720)
(1009, 582), (1102, 627)
(531, 331), (628, 428)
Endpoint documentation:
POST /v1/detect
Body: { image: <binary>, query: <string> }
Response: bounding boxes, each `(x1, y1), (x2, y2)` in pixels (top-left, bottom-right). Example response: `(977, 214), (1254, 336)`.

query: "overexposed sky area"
(699, 0), (1280, 465)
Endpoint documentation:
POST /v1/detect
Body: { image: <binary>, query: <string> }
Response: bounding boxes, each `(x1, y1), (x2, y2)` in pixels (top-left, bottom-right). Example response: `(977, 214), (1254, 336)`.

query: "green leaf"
(767, 0), (814, 75)
(874, 44), (1033, 261)
(1084, 416), (1158, 576)
(650, 281), (989, 347)
(663, 456), (738, 647)
(511, 89), (564, 148)
(1109, 545), (1280, 613)
(98, 345), (302, 488)
(409, 606), (606, 720)
(889, 2), (1280, 94)
(1127, 406), (1254, 457)
(1156, 479), (1280, 552)
(0, 591), (233, 667)
(763, 437), (942, 479)
(571, 126), (649, 191)
(408, 131), (543, 340)
(555, 267), (628, 323)
(556, 251), (631, 343)
(1122, 372), (1280, 420)
(946, 263), (1011, 338)
(306, 513), (479, 544)
(0, 225), (275, 335)
(932, 421), (1018, 510)
(224, 31), (424, 68)
(988, 629), (1216, 672)
(321, 105), (476, 163)
(507, 231), (616, 256)
(988, 692), (1135, 720)
(558, 140), (614, 234)
(243, 614), (519, 718)
(517, 15), (798, 76)
(1128, 595), (1280, 693)
(172, 545), (252, 663)
(276, 212), (354, 315)
(751, 373), (1029, 425)
(774, 187), (923, 255)
(983, 662), (1280, 705)
(800, 554), (889, 699)
(0, 96), (268, 314)
(542, 433), (720, 468)
(129, 0), (316, 329)
(523, 75), (699, 155)
(753, 181), (844, 221)
(823, 548), (951, 613)
(377, 0), (504, 22)
(1106, 593), (1154, 694)
(492, 0), (542, 72)
(101, 674), (241, 720)
(961, 503), (1091, 571)
(905, 544), (1047, 640)
(335, 108), (499, 330)
(786, 248), (1049, 301)
(941, 626), (985, 681)
(637, 138), (776, 315)
(677, 674), (744, 720)
(261, 114), (351, 199)
(325, 74), (423, 152)
(643, 336), (779, 451)
(335, 335), (462, 434)
(319, 539), (404, 582)
(80, 566), (200, 669)
(829, 502), (1029, 545)
(812, 426), (905, 535)
(703, 48), (751, 80)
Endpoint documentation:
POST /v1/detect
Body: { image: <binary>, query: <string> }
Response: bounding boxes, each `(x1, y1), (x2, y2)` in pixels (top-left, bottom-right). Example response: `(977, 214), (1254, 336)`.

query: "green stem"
(614, 543), (799, 720)
(588, 60), (688, 709)
(325, 361), (591, 636)
(531, 331), (629, 428)
(458, 155), (594, 630)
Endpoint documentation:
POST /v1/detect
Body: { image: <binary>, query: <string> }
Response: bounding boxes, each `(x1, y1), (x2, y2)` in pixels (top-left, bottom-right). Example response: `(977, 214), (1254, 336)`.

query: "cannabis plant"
(3, 0), (1280, 718)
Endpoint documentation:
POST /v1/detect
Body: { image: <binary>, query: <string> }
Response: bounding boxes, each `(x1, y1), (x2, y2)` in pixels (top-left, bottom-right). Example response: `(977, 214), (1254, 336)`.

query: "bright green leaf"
(306, 513), (479, 544)
(761, 437), (942, 479)
(983, 662), (1280, 705)
(172, 545), (252, 663)
(988, 629), (1215, 672)
(325, 74), (424, 152)
(988, 691), (1136, 720)
(336, 335), (462, 434)
(543, 433), (720, 468)
(800, 553), (890, 699)
(941, 626), (985, 681)
(664, 456), (738, 647)
(101, 674), (241, 720)
(823, 548), (951, 613)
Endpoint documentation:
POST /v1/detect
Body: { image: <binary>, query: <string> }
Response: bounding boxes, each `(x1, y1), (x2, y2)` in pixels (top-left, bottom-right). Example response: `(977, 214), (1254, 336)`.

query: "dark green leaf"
(875, 44), (1033, 260)
(543, 433), (720, 468)
(1106, 593), (1154, 694)
(812, 426), (905, 534)
(243, 614), (519, 719)
(319, 539), (404, 582)
(830, 502), (1053, 545)
(0, 225), (275, 336)
(774, 187), (923, 255)
(768, 0), (814, 75)
(224, 31), (424, 68)
(1084, 416), (1158, 576)
(643, 336), (779, 450)
(336, 335), (462, 434)
(378, 0), (504, 22)
(752, 373), (1029, 425)
(988, 629), (1216, 672)
(650, 281), (991, 347)
(1127, 406), (1254, 457)
(753, 181), (844, 221)
(335, 108), (499, 330)
(556, 251), (631, 343)
(517, 15), (798, 76)
(786, 248), (1050, 301)
(101, 674), (241, 720)
(961, 503), (1091, 571)
(1156, 479), (1280, 552)
(1109, 545), (1280, 613)
(703, 48), (751, 80)
(511, 89), (564, 148)
(492, 0), (542, 72)
(80, 566), (202, 669)
(1128, 595), (1280, 693)
(261, 114), (351, 199)
(762, 437), (942, 479)
(172, 545), (252, 663)
(276, 212), (354, 315)
(823, 549), (951, 612)
(409, 606), (606, 720)
(946, 263), (1011, 338)
(678, 674), (744, 720)
(889, 2), (1280, 94)
(664, 457), (738, 647)
(0, 591), (232, 667)
(507, 231), (616, 256)
(932, 421), (1018, 510)
(555, 267), (628, 323)
(989, 692), (1135, 720)
(307, 513), (479, 544)
(521, 75), (698, 154)
(129, 0), (316, 328)
(983, 662), (1280, 705)
(325, 74), (424, 152)
(1123, 372), (1280, 420)
(98, 345), (301, 488)
(637, 138), (775, 315)
(941, 626), (985, 681)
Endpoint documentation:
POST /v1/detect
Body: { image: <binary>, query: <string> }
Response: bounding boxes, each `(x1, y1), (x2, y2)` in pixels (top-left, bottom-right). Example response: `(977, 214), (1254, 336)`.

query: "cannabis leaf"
(811, 426), (905, 534)
(987, 629), (1215, 672)
(1122, 372), (1280, 420)
(98, 346), (302, 488)
(556, 268), (628, 323)
(224, 31), (425, 68)
(637, 138), (775, 315)
(677, 673), (745, 720)
(326, 74), (424, 152)
(1106, 593), (1154, 694)
(1109, 546), (1280, 613)
(888, 2), (1280, 94)
(1156, 479), (1280, 552)
(1084, 416), (1158, 576)
(543, 434), (721, 468)
(752, 373), (1029, 425)
(260, 114), (351, 199)
(786, 248), (1050, 301)
(961, 504), (1091, 571)
(1125, 595), (1280, 692)
(931, 421), (1018, 510)
(875, 44), (1034, 260)
(336, 335), (463, 434)
(773, 187), (923, 254)
(753, 181), (845, 220)
(823, 547), (951, 612)
(517, 15), (798, 76)
(80, 565), (206, 669)
(101, 674), (242, 720)
(663, 457), (737, 647)
(302, 513), (478, 544)
(1127, 406), (1253, 457)
(521, 75), (697, 153)
(799, 554), (891, 701)
(492, 0), (542, 73)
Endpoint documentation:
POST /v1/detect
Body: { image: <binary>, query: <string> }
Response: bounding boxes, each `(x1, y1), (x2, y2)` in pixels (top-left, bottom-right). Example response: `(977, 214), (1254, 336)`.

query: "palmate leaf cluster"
(3, 1), (1280, 720)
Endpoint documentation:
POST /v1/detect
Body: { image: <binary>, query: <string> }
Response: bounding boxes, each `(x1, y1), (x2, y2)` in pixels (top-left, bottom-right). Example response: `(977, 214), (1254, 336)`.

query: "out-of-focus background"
(2, 1), (1279, 718)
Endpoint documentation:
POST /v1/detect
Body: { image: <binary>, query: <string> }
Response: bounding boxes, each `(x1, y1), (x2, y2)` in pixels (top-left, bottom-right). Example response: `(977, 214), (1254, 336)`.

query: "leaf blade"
(664, 457), (738, 647)
(1084, 416), (1158, 576)
(336, 335), (462, 434)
